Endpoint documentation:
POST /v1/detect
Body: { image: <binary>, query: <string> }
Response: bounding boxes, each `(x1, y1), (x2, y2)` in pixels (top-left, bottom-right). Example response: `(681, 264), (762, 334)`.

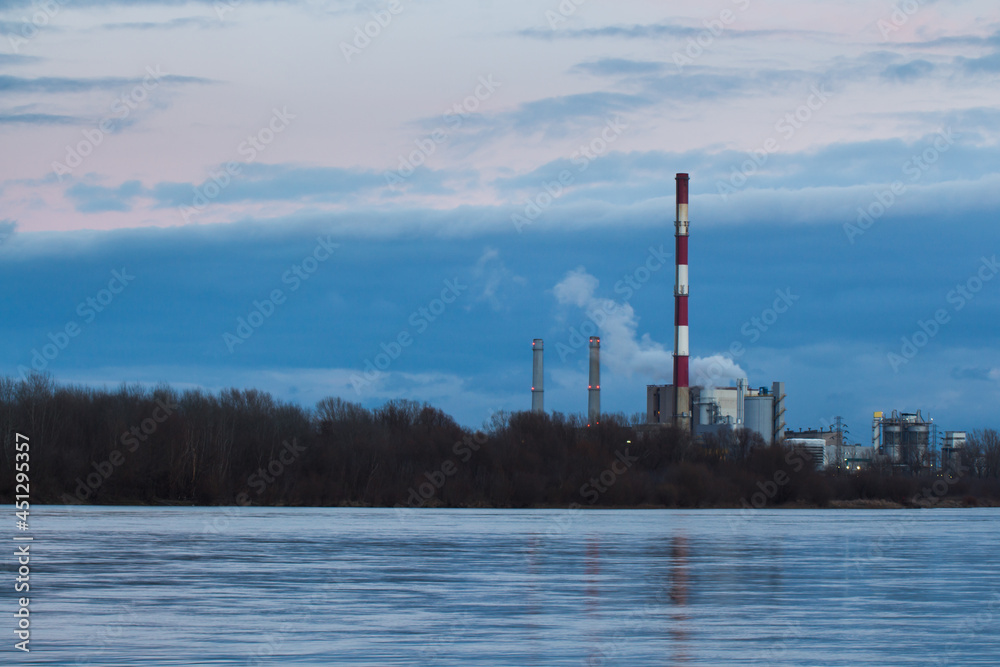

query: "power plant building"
(647, 380), (787, 444)
(531, 170), (791, 441)
(646, 172), (788, 444)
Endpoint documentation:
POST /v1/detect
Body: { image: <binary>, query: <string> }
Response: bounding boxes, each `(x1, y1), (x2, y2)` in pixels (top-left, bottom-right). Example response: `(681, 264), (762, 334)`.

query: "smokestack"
(737, 377), (746, 426)
(588, 336), (600, 426)
(673, 173), (691, 431)
(532, 339), (544, 413)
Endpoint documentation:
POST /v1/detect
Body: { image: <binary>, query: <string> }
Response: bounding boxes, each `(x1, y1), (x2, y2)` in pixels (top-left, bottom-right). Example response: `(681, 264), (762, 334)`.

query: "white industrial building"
(646, 379), (787, 444)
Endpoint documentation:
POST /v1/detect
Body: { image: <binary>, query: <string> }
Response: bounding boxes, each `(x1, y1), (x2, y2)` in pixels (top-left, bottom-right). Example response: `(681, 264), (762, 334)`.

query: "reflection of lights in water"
(670, 534), (691, 665)
(524, 534), (544, 664)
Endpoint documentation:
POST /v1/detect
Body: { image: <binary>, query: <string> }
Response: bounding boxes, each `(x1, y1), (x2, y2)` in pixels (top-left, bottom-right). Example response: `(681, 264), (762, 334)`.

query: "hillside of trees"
(2, 375), (999, 508)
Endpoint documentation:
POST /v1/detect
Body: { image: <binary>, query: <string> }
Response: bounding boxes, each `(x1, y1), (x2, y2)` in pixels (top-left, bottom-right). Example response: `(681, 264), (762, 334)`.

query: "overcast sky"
(2, 0), (999, 438)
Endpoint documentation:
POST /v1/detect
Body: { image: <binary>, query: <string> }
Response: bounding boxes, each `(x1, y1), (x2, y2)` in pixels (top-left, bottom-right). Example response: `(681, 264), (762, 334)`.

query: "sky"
(1, 0), (999, 441)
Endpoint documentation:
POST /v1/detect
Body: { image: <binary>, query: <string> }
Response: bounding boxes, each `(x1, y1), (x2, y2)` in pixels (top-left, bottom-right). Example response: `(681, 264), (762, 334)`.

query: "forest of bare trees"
(1, 374), (998, 508)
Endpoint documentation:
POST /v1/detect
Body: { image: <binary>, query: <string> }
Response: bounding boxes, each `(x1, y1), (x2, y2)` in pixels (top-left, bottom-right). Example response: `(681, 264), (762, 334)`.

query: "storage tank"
(744, 395), (774, 443)
(695, 387), (717, 426)
(904, 420), (930, 467)
(882, 423), (902, 461)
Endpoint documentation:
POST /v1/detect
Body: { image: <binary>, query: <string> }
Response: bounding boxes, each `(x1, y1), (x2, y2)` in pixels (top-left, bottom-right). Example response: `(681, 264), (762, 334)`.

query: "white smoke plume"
(692, 355), (747, 388)
(553, 267), (746, 386)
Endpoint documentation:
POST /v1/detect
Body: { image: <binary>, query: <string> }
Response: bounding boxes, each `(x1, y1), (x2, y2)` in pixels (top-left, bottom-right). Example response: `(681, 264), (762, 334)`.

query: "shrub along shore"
(2, 375), (998, 508)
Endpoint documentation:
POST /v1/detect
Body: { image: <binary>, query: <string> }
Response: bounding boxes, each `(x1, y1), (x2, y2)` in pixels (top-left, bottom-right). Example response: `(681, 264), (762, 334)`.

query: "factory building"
(646, 380), (787, 444)
(940, 431), (967, 473)
(530, 171), (789, 445)
(644, 172), (787, 445)
(784, 438), (874, 471)
(872, 410), (933, 471)
(784, 438), (826, 467)
(785, 426), (845, 448)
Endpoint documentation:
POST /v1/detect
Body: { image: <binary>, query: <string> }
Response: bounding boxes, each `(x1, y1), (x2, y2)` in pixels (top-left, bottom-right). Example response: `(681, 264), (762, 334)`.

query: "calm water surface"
(8, 507), (1000, 666)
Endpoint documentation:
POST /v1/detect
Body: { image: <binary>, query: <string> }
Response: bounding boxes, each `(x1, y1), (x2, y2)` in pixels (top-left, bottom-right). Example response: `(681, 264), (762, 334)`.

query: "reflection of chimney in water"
(670, 534), (691, 664)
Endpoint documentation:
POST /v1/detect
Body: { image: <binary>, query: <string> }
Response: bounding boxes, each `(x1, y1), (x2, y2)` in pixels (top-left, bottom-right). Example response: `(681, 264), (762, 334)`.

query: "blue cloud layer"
(1, 208), (997, 435)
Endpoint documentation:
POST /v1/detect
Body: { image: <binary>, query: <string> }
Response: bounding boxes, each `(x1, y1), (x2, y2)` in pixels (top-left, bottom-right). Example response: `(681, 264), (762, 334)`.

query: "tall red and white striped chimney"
(673, 173), (690, 431)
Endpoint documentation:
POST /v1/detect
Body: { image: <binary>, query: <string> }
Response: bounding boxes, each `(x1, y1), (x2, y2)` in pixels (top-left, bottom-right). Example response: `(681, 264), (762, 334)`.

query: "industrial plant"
(528, 172), (970, 473)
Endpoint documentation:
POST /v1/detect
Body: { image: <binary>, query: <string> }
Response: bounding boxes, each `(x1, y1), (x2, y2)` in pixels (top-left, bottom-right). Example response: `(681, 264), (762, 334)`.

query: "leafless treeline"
(0, 375), (997, 507)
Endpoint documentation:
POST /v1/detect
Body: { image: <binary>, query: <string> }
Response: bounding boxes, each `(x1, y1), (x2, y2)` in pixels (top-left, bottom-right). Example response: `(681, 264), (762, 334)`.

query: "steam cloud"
(553, 267), (746, 386)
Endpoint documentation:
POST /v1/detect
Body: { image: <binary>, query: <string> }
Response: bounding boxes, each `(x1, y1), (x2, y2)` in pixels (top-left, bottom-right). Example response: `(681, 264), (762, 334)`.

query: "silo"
(695, 387), (717, 426)
(904, 417), (930, 468)
(744, 395), (774, 443)
(882, 422), (902, 462)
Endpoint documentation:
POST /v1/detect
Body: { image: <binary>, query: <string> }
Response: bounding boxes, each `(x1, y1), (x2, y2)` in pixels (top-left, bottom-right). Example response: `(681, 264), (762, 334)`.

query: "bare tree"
(969, 429), (1000, 479)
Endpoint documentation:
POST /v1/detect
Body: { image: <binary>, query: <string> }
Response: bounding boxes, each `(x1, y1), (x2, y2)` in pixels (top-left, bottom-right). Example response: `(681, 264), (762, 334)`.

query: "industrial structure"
(784, 437), (874, 471)
(647, 381), (787, 444)
(672, 173), (691, 432)
(525, 172), (970, 465)
(784, 420), (872, 470)
(872, 410), (933, 471)
(529, 170), (787, 444)
(588, 337), (600, 427)
(647, 172), (786, 444)
(941, 431), (967, 472)
(531, 339), (543, 413)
